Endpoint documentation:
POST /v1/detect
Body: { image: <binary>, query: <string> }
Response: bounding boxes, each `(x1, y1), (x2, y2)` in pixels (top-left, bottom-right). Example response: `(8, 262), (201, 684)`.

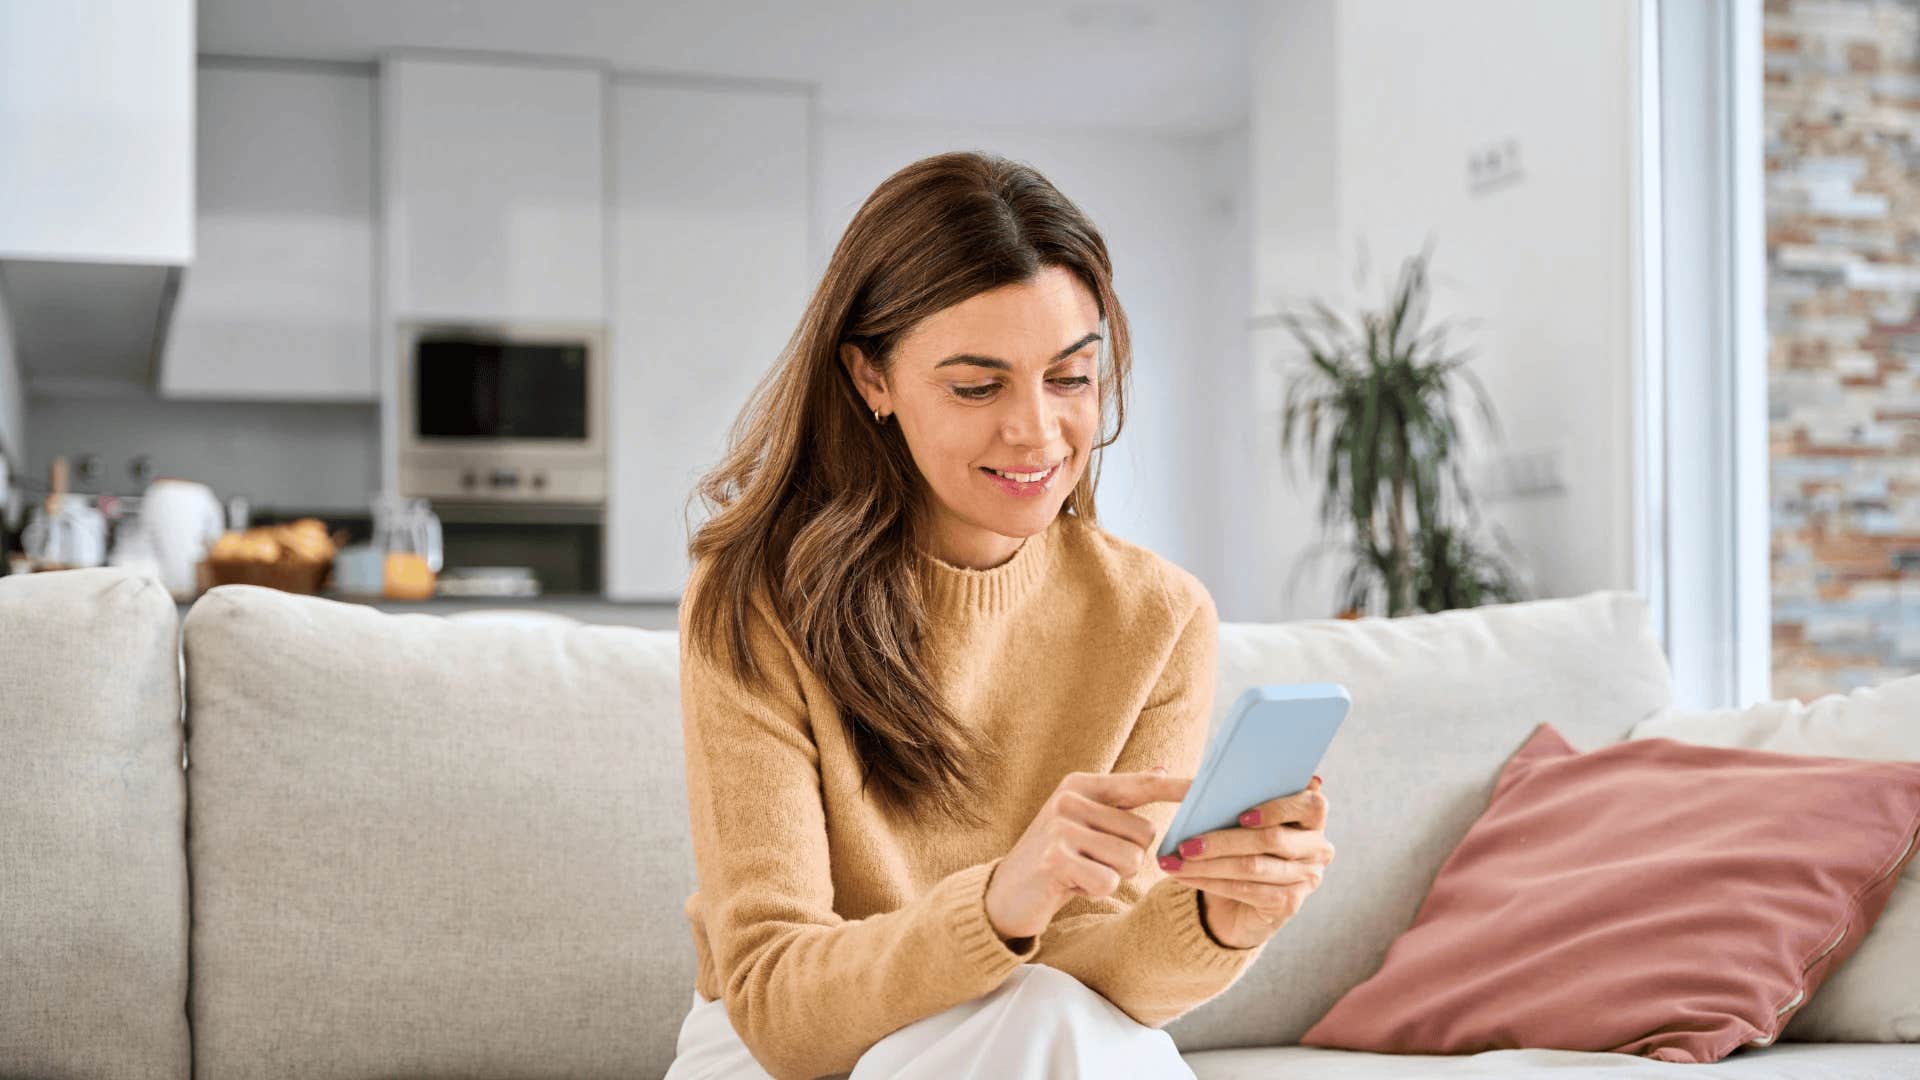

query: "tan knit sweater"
(677, 511), (1264, 1079)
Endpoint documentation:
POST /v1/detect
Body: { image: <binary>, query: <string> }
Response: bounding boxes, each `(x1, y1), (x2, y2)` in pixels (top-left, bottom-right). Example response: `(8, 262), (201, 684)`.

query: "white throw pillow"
(1628, 673), (1920, 1043)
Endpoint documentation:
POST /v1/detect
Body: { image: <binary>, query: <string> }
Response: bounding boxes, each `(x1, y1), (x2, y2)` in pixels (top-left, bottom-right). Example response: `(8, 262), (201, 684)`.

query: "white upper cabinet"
(606, 81), (810, 601)
(0, 0), (191, 399)
(0, 0), (192, 264)
(159, 62), (378, 401)
(382, 56), (606, 324)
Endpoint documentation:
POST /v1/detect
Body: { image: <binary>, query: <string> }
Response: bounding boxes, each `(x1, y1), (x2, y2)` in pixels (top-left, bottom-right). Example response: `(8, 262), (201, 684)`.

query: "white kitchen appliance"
(139, 478), (225, 601)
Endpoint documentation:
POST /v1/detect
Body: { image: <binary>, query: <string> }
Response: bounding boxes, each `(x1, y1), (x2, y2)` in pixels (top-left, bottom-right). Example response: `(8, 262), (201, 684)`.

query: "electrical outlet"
(1510, 445), (1567, 497)
(74, 453), (104, 488)
(1468, 138), (1524, 195)
(1471, 444), (1568, 500)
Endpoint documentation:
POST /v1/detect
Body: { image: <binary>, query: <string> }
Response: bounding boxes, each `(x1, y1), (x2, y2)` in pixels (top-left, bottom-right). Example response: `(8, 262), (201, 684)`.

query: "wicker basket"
(199, 556), (332, 595)
(195, 524), (349, 597)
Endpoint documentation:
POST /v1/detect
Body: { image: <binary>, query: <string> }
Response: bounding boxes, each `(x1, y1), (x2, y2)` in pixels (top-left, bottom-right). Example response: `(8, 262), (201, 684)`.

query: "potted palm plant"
(1254, 243), (1530, 618)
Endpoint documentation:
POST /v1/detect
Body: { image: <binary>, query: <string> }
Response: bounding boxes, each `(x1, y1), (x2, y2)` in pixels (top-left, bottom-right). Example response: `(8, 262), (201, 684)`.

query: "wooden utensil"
(45, 456), (66, 518)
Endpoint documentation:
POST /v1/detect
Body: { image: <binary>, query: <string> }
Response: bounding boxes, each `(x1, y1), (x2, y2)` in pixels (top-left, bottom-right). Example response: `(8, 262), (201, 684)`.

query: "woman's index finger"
(1076, 770), (1191, 810)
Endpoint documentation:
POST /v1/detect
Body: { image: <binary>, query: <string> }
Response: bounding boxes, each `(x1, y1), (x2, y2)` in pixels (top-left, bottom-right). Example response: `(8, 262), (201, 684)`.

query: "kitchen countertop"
(173, 591), (681, 630)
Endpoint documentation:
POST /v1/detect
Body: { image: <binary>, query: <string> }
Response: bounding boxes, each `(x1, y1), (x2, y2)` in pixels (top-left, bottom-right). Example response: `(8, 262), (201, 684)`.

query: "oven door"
(414, 335), (589, 442)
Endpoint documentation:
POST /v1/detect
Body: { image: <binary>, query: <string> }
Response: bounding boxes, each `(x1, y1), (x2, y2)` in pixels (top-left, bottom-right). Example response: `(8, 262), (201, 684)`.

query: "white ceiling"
(196, 0), (1251, 135)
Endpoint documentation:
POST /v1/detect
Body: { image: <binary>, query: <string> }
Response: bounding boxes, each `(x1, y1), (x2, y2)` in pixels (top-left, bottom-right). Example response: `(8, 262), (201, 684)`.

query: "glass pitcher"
(372, 494), (443, 600)
(22, 493), (107, 570)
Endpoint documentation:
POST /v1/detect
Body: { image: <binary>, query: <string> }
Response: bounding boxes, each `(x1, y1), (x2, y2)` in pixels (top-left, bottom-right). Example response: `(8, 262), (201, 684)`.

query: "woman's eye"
(953, 376), (1091, 401)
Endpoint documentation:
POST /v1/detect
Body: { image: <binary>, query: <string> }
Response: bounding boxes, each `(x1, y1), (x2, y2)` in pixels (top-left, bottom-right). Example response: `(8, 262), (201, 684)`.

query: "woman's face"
(840, 265), (1102, 571)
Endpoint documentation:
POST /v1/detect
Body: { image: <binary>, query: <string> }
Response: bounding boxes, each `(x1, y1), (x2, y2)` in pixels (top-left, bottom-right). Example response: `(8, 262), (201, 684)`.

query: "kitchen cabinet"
(605, 81), (810, 601)
(159, 62), (378, 401)
(0, 0), (192, 265)
(0, 300), (20, 471)
(0, 0), (191, 399)
(381, 56), (605, 324)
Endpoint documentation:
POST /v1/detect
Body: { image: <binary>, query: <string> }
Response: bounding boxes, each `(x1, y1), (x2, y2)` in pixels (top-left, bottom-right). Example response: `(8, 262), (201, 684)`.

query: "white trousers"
(663, 962), (1196, 1079)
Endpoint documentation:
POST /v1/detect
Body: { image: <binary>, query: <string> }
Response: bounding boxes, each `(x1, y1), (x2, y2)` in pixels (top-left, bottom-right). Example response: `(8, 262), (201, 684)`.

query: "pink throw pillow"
(1299, 722), (1920, 1063)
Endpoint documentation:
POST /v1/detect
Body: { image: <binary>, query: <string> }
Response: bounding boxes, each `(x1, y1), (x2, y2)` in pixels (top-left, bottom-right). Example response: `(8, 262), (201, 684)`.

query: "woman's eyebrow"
(933, 331), (1102, 371)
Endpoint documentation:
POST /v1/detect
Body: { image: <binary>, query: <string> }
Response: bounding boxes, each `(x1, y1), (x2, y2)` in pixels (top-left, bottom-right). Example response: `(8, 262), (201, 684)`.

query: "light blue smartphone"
(1156, 683), (1352, 859)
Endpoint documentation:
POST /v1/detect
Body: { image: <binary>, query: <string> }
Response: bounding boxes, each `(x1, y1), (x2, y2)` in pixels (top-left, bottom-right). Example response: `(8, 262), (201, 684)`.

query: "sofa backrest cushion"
(0, 567), (189, 1080)
(181, 584), (690, 1079)
(1164, 589), (1672, 1052)
(177, 582), (1671, 1071)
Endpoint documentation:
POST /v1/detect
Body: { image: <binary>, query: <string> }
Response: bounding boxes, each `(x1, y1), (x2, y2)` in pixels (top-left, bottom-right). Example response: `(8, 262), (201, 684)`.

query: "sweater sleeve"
(1029, 577), (1267, 1027)
(678, 569), (1038, 1080)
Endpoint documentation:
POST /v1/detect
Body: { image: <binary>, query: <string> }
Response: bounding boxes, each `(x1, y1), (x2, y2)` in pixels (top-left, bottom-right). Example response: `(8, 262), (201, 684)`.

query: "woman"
(665, 151), (1335, 1080)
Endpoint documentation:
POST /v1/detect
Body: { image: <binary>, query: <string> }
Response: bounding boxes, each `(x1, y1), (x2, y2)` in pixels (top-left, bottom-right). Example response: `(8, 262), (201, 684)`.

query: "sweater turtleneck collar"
(913, 513), (1064, 617)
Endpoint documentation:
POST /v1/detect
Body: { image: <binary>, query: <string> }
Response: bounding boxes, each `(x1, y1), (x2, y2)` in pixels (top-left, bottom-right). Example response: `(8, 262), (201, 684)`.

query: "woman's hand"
(1159, 776), (1334, 949)
(986, 769), (1193, 942)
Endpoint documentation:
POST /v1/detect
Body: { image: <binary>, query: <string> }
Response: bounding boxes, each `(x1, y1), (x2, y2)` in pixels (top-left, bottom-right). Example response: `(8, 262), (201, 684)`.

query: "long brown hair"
(681, 150), (1134, 827)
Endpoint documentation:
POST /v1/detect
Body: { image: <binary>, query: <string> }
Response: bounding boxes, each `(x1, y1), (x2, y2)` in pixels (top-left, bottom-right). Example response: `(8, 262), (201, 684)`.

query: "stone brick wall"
(1765, 0), (1920, 698)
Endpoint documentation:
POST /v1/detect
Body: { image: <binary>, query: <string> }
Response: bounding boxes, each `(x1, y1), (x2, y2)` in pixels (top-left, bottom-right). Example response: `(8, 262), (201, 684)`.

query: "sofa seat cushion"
(1186, 1042), (1920, 1078)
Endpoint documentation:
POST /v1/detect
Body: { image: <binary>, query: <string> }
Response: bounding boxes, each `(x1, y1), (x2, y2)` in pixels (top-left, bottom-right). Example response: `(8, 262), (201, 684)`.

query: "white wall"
(1200, 123), (1259, 618)
(1249, 0), (1639, 620)
(815, 119), (1250, 608)
(1249, 0), (1343, 622)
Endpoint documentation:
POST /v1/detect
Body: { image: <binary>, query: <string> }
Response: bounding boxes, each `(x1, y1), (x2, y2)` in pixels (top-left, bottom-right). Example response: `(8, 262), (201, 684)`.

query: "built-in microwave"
(396, 322), (607, 504)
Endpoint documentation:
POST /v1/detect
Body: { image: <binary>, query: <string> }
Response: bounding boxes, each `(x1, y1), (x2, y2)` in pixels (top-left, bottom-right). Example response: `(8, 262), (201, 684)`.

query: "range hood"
(0, 0), (194, 397)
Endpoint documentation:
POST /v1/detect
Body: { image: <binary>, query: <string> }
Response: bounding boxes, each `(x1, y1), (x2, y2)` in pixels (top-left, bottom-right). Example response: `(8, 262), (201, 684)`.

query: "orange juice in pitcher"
(374, 494), (443, 601)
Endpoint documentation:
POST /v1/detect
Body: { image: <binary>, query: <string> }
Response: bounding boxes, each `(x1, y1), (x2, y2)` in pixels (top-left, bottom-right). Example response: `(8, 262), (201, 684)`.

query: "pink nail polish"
(1159, 855), (1183, 871)
(1179, 837), (1204, 858)
(1240, 810), (1261, 827)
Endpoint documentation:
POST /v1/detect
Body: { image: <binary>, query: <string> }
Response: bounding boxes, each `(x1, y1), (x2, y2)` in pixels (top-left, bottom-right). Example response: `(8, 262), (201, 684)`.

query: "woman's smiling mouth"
(979, 456), (1064, 495)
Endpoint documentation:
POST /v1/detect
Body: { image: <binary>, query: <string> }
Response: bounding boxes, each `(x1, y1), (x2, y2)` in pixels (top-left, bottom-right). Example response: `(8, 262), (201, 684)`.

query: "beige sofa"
(3, 566), (1915, 1078)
